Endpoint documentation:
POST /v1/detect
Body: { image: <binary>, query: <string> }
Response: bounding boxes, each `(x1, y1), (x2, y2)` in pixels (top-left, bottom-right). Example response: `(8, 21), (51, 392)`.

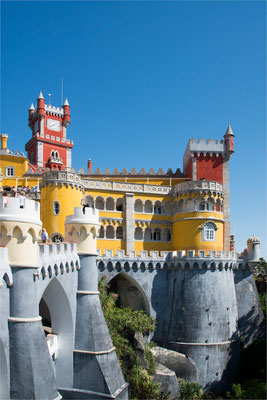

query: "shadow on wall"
(150, 266), (169, 342)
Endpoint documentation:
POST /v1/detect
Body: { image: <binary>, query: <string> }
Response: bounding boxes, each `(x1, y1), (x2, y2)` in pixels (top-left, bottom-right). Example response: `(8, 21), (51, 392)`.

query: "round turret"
(172, 180), (225, 254)
(224, 124), (234, 157)
(247, 235), (261, 263)
(0, 197), (42, 267)
(40, 170), (84, 239)
(65, 207), (100, 254)
(37, 91), (45, 118)
(62, 98), (70, 127)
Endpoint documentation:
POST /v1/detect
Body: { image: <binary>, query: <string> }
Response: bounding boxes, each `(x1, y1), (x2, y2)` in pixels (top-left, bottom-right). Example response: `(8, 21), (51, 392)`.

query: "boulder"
(133, 332), (148, 369)
(153, 363), (179, 399)
(151, 346), (197, 381)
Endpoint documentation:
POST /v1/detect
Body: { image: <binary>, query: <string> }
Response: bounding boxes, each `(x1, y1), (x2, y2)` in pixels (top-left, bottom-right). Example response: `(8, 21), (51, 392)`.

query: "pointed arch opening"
(108, 272), (150, 315)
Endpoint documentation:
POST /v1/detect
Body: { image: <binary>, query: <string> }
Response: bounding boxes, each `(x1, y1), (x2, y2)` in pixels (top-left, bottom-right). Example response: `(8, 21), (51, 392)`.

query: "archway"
(109, 272), (150, 315)
(39, 278), (74, 387)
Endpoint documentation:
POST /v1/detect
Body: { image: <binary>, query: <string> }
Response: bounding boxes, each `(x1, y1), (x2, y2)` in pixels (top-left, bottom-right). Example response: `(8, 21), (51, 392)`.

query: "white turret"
(247, 235), (261, 266)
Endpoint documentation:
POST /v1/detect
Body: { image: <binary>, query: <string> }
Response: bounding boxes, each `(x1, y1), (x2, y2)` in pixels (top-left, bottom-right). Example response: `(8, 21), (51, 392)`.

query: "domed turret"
(224, 124), (235, 158)
(37, 91), (45, 118)
(62, 98), (70, 127)
(247, 235), (261, 265)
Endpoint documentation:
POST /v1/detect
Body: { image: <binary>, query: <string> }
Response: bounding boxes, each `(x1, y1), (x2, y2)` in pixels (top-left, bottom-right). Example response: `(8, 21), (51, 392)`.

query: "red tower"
(25, 92), (74, 170)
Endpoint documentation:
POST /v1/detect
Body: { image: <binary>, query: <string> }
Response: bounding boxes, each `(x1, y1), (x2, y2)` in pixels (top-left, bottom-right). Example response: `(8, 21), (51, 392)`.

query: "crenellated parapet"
(40, 169), (84, 190)
(37, 242), (80, 279)
(0, 197), (42, 267)
(97, 249), (243, 271)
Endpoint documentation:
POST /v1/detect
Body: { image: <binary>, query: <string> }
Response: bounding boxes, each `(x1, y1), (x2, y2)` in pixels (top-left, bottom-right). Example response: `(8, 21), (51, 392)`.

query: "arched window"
(144, 200), (153, 213)
(96, 196), (104, 210)
(154, 201), (162, 215)
(106, 225), (114, 239)
(134, 227), (143, 240)
(144, 227), (152, 241)
(116, 198), (124, 211)
(177, 199), (184, 212)
(51, 150), (55, 158)
(55, 151), (59, 158)
(85, 196), (94, 208)
(199, 202), (206, 211)
(99, 226), (104, 239)
(207, 198), (215, 211)
(53, 201), (60, 215)
(134, 199), (143, 213)
(153, 229), (161, 241)
(163, 228), (172, 242)
(106, 197), (115, 211)
(116, 226), (123, 239)
(203, 222), (217, 241)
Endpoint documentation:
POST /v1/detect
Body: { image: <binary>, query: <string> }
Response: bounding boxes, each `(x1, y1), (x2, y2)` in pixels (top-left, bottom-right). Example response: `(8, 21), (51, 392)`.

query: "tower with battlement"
(25, 92), (73, 170)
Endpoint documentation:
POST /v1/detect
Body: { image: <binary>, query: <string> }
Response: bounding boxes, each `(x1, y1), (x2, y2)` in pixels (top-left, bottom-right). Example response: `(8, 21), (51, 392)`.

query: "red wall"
(196, 153), (223, 184)
(42, 142), (67, 167)
(185, 158), (192, 179)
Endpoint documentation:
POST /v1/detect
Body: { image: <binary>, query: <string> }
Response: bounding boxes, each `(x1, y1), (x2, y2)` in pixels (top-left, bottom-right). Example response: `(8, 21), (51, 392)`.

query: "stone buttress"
(162, 254), (240, 393)
(64, 207), (128, 399)
(0, 196), (60, 400)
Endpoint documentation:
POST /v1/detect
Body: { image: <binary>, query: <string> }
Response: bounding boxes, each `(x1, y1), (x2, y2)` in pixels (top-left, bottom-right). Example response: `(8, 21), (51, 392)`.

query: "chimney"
(87, 159), (92, 170)
(0, 133), (8, 150)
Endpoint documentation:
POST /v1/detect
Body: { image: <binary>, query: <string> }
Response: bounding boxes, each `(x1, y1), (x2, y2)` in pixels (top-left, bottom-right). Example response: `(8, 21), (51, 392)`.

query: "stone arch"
(85, 195), (94, 208)
(185, 197), (194, 211)
(108, 272), (150, 315)
(39, 278), (74, 388)
(134, 226), (143, 240)
(154, 201), (162, 215)
(12, 226), (24, 244)
(177, 198), (184, 212)
(50, 232), (64, 242)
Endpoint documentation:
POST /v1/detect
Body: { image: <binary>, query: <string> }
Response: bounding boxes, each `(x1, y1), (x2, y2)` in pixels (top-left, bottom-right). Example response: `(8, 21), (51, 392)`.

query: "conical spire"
(64, 98), (69, 106)
(224, 123), (234, 136)
(38, 91), (44, 99)
(29, 102), (35, 110)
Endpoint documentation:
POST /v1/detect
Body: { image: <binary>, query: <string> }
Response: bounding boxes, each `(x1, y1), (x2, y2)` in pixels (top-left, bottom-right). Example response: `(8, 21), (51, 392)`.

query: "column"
(125, 193), (134, 254)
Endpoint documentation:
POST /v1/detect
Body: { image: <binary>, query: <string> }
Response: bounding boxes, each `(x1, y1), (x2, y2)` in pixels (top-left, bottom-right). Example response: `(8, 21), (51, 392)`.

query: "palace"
(1, 91), (234, 255)
(0, 92), (264, 400)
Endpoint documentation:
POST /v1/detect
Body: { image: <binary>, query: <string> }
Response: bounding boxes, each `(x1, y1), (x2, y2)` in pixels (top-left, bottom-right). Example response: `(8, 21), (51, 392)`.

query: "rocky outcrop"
(151, 346), (198, 381)
(133, 332), (148, 369)
(153, 363), (179, 399)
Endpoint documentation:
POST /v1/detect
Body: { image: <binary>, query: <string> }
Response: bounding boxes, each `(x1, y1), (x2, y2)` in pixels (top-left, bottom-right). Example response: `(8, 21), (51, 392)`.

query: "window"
(199, 202), (206, 211)
(203, 222), (217, 241)
(5, 167), (15, 177)
(53, 201), (60, 215)
(153, 229), (161, 241)
(116, 226), (123, 239)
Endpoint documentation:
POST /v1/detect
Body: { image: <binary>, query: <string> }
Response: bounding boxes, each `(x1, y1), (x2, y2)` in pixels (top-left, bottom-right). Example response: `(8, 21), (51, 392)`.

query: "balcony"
(174, 180), (223, 196)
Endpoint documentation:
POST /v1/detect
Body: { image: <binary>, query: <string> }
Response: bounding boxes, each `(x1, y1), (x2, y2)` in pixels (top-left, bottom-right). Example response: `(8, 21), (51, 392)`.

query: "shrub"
(179, 379), (204, 399)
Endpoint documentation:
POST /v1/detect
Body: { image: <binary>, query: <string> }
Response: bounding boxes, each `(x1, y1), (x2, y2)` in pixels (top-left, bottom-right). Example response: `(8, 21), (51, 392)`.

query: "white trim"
(8, 316), (42, 323)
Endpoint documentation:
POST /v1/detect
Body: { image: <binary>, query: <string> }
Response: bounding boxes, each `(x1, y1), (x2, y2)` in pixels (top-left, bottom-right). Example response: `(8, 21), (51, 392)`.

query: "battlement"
(174, 180), (223, 196)
(0, 196), (41, 225)
(98, 248), (239, 260)
(97, 249), (244, 271)
(183, 138), (225, 173)
(0, 148), (26, 158)
(45, 104), (64, 116)
(65, 206), (99, 226)
(40, 170), (83, 189)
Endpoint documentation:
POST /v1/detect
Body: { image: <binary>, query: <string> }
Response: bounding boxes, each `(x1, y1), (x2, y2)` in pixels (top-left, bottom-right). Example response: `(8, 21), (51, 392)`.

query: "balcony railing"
(174, 180), (223, 195)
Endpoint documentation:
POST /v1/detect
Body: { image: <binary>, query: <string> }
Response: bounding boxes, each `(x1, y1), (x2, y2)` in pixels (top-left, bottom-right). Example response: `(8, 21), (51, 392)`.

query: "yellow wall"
(40, 183), (83, 238)
(172, 211), (224, 253)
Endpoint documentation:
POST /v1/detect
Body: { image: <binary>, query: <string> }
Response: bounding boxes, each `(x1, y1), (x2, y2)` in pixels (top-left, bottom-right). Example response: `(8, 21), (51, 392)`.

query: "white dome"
(247, 235), (260, 243)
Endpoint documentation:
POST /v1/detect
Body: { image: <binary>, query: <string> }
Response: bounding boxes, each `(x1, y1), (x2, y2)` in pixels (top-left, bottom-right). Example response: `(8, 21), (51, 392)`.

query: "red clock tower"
(25, 91), (73, 171)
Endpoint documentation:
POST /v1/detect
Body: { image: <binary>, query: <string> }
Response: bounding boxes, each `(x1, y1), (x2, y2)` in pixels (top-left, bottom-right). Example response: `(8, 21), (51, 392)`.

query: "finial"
(48, 93), (51, 105)
(64, 98), (69, 106)
(38, 91), (44, 99)
(225, 124), (234, 136)
(29, 102), (35, 110)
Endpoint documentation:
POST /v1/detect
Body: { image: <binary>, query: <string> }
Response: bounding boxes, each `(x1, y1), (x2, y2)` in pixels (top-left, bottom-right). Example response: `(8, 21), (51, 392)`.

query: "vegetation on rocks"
(98, 277), (168, 400)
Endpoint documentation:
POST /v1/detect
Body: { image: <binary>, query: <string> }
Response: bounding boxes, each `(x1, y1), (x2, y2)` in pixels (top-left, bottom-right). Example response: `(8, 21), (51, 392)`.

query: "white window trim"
(5, 166), (15, 177)
(201, 221), (218, 242)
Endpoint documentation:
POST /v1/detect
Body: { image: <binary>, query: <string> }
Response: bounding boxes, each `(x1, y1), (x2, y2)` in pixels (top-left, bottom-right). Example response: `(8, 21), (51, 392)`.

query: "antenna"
(61, 77), (63, 105)
(48, 93), (51, 105)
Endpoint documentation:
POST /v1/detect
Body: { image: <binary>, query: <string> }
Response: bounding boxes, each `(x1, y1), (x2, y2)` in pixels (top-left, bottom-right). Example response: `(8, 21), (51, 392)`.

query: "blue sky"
(1, 1), (266, 257)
